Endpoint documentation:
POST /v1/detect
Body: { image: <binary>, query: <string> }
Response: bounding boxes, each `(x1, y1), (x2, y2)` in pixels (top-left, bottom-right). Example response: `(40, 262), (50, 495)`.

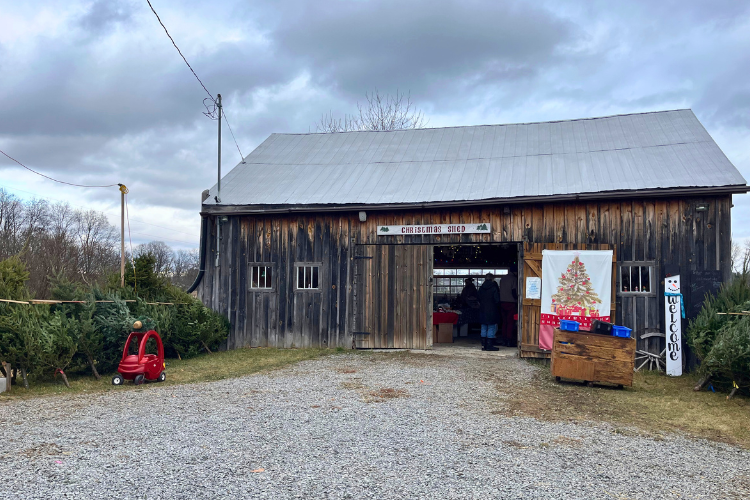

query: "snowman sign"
(664, 275), (684, 376)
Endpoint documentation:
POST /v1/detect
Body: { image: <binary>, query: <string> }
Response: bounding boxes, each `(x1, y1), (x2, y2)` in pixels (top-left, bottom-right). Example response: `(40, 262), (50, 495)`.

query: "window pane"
(451, 278), (463, 286)
(621, 266), (630, 292)
(445, 269), (456, 276)
(252, 266), (259, 288)
(471, 269), (483, 276)
(312, 266), (319, 289)
(641, 266), (650, 292)
(266, 267), (272, 288)
(298, 266), (304, 289)
(456, 269), (469, 276)
(434, 269), (445, 275)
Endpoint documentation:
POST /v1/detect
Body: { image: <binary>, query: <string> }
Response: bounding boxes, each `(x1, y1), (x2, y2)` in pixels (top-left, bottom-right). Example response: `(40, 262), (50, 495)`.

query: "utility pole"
(215, 94), (222, 267)
(118, 184), (128, 287)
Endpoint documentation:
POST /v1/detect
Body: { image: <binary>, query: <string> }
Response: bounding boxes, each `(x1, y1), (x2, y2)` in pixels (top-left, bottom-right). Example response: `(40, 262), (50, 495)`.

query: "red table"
(432, 312), (459, 325)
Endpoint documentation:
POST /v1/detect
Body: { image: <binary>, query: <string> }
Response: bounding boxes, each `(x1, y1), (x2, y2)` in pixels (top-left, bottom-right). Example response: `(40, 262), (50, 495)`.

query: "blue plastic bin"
(559, 320), (580, 332)
(612, 325), (632, 338)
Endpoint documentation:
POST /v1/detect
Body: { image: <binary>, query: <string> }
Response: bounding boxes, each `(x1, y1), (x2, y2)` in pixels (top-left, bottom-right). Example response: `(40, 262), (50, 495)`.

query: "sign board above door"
(377, 223), (491, 236)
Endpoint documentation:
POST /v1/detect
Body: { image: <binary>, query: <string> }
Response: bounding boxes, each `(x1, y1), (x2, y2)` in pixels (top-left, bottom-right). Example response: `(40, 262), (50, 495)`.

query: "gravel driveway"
(2, 352), (748, 499)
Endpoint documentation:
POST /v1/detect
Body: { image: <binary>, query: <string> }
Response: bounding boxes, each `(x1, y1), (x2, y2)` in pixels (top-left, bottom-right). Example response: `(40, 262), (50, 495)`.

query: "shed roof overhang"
(201, 184), (749, 216)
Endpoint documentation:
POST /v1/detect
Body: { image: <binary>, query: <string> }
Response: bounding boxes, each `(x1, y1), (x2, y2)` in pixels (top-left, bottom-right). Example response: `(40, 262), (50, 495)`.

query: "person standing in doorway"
(460, 278), (480, 309)
(498, 271), (518, 346)
(478, 273), (500, 351)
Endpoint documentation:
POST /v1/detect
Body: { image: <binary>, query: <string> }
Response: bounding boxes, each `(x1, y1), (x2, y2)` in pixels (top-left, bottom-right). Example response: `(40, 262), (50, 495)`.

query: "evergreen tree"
(48, 271), (103, 380)
(551, 256), (602, 312)
(0, 306), (42, 388)
(92, 291), (135, 374)
(0, 255), (38, 388)
(38, 310), (78, 388)
(124, 253), (165, 300)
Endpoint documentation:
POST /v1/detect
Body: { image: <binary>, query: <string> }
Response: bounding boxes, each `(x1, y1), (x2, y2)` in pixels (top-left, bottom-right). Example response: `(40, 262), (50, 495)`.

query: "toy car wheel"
(134, 374), (145, 385)
(112, 374), (124, 386)
(157, 371), (166, 382)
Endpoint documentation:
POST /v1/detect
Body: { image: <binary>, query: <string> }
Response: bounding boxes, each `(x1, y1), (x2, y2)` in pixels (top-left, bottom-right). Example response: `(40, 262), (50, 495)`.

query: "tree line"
(0, 189), (199, 298)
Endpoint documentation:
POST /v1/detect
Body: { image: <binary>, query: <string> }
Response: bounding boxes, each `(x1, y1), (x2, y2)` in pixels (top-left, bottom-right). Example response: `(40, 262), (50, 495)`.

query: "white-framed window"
(249, 263), (274, 291)
(433, 268), (508, 297)
(619, 261), (655, 296)
(295, 263), (321, 290)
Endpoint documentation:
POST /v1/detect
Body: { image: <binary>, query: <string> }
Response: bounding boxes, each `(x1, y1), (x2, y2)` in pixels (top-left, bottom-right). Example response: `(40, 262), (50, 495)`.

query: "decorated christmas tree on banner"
(551, 255), (602, 316)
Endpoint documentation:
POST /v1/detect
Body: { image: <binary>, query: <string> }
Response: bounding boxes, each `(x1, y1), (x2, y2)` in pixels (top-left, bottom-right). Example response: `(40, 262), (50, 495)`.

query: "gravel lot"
(2, 352), (749, 499)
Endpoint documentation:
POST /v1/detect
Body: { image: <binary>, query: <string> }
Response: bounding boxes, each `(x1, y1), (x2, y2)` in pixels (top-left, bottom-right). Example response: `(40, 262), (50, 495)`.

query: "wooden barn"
(192, 109), (747, 361)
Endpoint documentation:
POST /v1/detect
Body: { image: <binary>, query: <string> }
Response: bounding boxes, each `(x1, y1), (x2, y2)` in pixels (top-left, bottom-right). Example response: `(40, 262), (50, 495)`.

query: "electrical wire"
(145, 0), (245, 160)
(0, 149), (118, 188)
(223, 112), (244, 159)
(146, 0), (214, 102)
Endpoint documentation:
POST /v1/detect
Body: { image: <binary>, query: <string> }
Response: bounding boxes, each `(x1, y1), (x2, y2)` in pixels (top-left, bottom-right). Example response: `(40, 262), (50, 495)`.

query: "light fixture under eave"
(695, 204), (709, 212)
(359, 211), (367, 222)
(219, 215), (229, 223)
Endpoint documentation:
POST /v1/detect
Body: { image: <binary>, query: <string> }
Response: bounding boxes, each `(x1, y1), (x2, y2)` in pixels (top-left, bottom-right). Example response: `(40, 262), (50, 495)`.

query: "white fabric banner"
(539, 250), (613, 350)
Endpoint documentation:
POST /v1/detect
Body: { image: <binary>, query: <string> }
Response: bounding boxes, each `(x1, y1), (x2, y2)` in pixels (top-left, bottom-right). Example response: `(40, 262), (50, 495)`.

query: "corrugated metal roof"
(204, 109), (747, 210)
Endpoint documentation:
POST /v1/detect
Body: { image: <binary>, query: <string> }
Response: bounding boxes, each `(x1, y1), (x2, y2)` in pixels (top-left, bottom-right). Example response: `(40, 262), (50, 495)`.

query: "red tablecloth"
(433, 312), (459, 325)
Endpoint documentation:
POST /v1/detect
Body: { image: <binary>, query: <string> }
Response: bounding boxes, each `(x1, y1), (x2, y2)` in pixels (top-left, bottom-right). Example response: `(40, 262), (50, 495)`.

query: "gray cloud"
(0, 0), (748, 247)
(272, 0), (575, 101)
(78, 0), (135, 35)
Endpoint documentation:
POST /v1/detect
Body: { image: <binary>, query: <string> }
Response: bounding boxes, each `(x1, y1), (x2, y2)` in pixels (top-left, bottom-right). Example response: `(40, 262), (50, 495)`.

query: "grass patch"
(498, 364), (750, 448)
(1, 348), (335, 400)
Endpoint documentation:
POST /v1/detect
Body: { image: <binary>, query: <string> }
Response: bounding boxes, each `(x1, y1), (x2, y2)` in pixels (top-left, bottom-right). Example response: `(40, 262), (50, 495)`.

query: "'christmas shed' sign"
(377, 223), (491, 236)
(539, 250), (613, 350)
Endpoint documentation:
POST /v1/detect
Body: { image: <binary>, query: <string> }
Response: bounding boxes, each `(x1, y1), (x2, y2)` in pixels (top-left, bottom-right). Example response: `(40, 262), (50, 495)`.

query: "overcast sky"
(1, 0), (748, 250)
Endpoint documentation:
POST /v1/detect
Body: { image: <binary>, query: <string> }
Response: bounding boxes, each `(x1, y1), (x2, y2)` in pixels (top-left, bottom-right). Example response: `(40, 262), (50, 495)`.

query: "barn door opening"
(353, 244), (433, 349)
(520, 243), (616, 359)
(433, 244), (519, 349)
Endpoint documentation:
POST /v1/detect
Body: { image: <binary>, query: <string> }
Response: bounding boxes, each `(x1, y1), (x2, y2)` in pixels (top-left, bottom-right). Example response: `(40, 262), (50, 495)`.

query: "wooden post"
(118, 184), (128, 287)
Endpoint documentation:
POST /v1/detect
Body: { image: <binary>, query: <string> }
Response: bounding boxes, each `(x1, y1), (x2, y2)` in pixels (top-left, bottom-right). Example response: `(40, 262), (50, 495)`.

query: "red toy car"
(111, 325), (166, 386)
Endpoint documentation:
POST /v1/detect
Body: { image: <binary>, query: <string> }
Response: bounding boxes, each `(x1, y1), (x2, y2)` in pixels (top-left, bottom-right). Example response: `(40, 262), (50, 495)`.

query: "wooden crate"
(434, 323), (454, 343)
(551, 329), (636, 387)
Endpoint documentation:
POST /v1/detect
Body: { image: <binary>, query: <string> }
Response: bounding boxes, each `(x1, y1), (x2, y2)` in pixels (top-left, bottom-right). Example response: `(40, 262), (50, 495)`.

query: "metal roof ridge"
(266, 109), (695, 137)
(238, 139), (714, 166)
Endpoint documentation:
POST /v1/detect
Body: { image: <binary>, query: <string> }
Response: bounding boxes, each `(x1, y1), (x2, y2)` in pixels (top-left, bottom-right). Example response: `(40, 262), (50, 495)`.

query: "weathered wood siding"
(199, 195), (733, 352)
(354, 244), (433, 349)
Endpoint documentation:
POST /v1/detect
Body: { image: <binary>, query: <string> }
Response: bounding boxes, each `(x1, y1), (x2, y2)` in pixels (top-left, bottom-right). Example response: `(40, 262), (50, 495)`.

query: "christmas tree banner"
(539, 250), (613, 350)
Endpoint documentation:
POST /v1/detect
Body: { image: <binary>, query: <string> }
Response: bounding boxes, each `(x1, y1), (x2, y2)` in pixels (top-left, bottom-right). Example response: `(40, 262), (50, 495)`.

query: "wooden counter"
(550, 329), (636, 388)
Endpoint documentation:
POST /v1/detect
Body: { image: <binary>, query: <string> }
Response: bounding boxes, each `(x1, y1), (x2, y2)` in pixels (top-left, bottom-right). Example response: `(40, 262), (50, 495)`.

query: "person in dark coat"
(477, 273), (500, 351)
(460, 278), (480, 309)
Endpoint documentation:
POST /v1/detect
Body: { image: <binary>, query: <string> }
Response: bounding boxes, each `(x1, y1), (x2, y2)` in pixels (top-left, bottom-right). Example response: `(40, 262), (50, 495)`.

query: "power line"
(0, 149), (118, 188)
(223, 113), (244, 159)
(145, 0), (245, 160)
(145, 0), (214, 102)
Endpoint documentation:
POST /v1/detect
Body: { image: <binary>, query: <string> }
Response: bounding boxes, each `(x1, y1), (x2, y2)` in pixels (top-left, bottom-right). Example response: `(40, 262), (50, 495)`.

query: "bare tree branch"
(316, 89), (428, 133)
